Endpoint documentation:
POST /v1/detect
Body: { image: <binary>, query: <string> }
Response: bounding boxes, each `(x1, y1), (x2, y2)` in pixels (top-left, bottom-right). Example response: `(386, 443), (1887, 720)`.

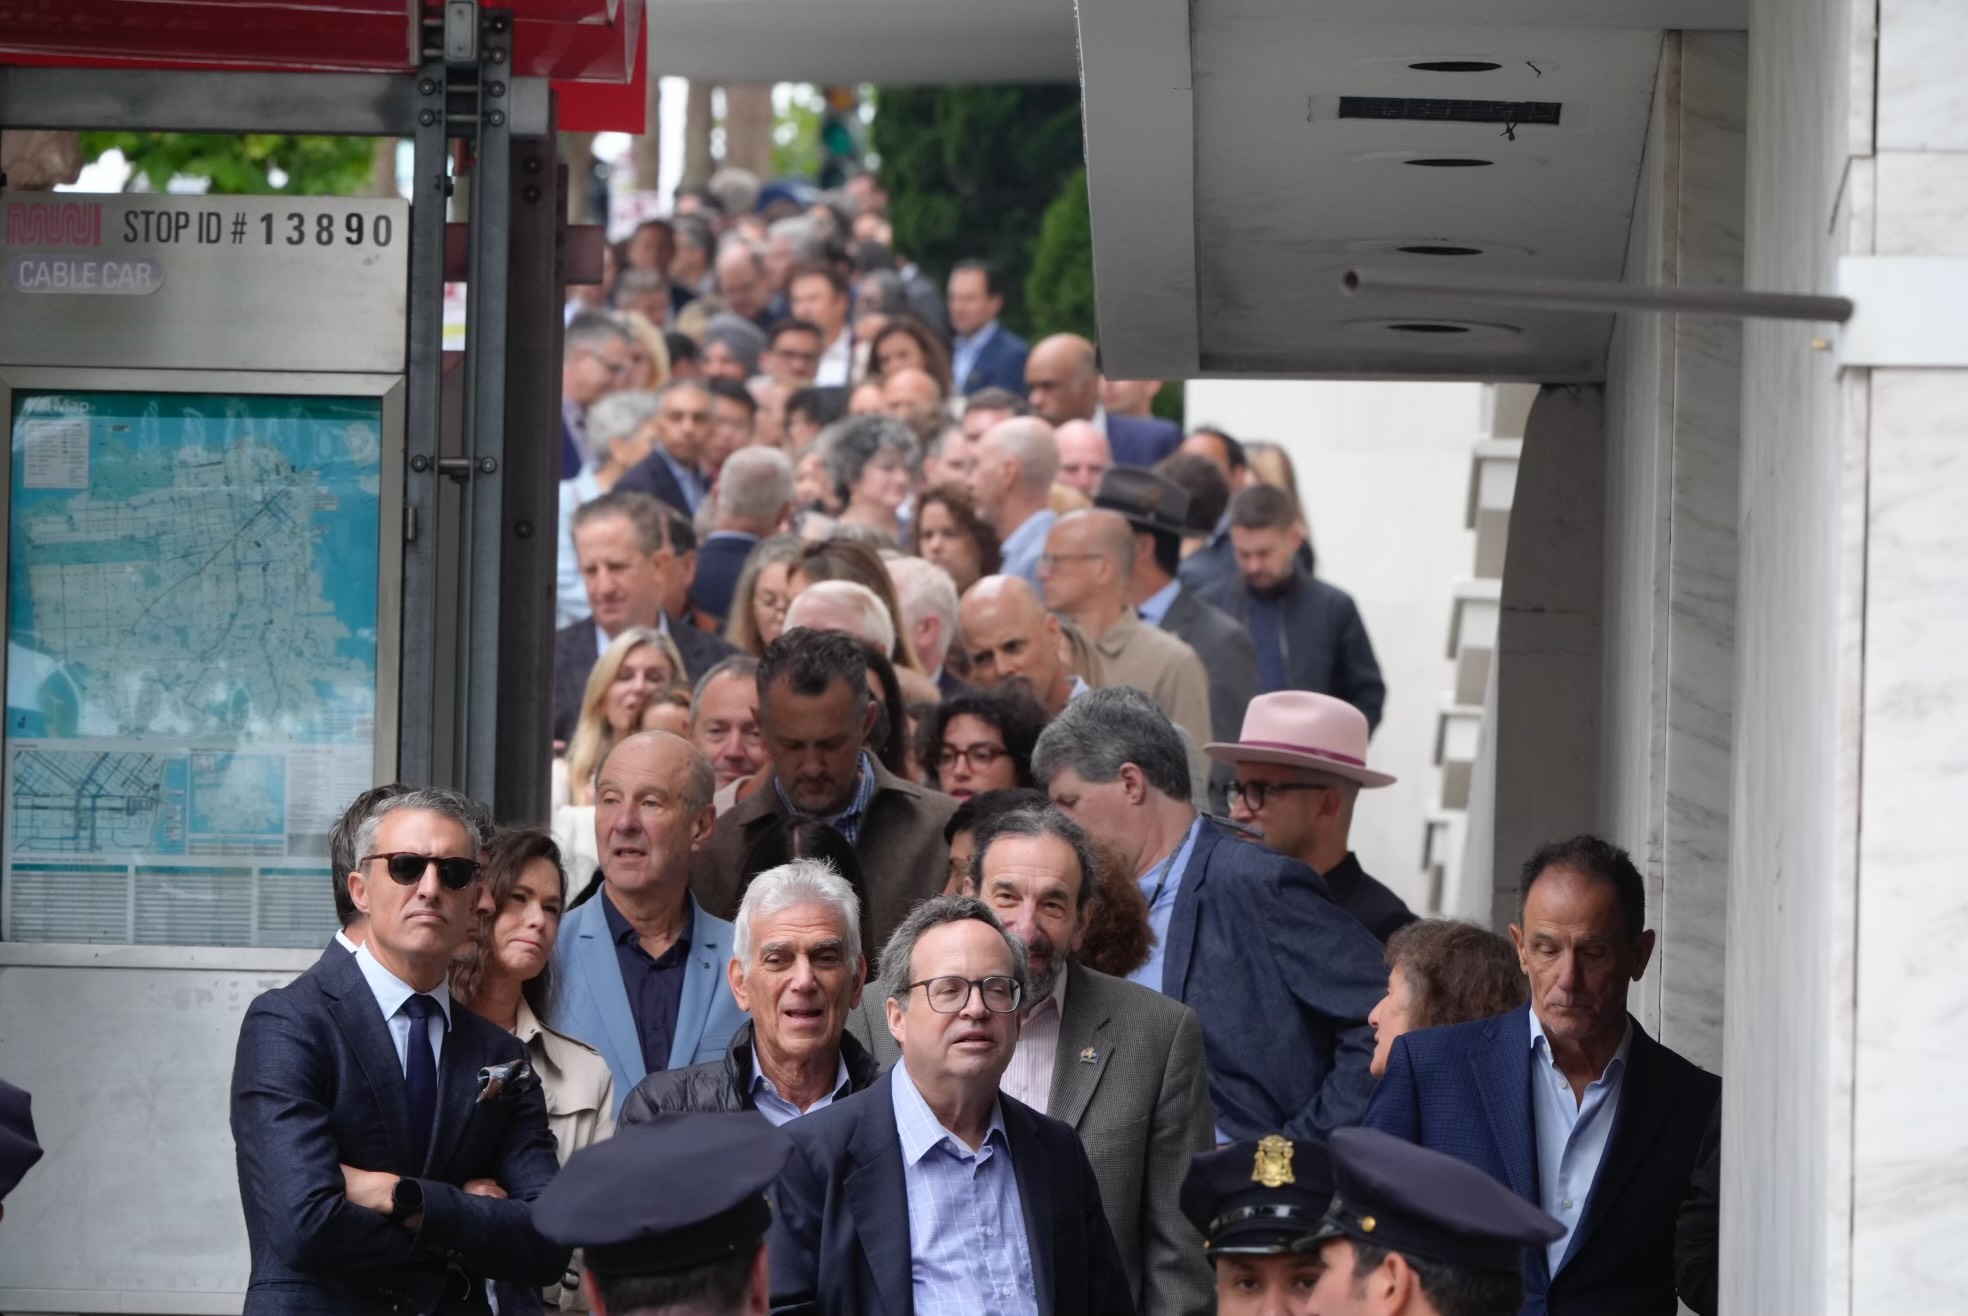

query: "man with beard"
(856, 806), (1216, 1316)
(690, 628), (955, 955)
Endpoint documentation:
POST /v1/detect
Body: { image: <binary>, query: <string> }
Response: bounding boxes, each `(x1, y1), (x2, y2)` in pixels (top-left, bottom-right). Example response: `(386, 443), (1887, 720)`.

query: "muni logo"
(5, 200), (103, 247)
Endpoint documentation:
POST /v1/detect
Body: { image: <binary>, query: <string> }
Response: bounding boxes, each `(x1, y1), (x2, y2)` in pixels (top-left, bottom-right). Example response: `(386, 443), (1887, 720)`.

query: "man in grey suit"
(856, 805), (1216, 1316)
(1096, 467), (1258, 811)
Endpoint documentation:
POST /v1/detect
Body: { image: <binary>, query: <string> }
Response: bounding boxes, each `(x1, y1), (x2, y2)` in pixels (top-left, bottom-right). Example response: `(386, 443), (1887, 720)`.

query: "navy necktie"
(401, 993), (440, 1170)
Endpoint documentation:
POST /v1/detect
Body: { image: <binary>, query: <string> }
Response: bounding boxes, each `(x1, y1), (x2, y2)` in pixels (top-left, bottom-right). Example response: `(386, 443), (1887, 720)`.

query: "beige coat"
(517, 999), (615, 1312)
(1093, 610), (1214, 757)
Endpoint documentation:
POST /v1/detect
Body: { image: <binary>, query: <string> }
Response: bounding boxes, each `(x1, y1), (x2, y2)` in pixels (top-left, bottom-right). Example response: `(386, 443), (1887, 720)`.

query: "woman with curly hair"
(906, 483), (1003, 596)
(819, 414), (919, 544)
(919, 687), (1050, 801)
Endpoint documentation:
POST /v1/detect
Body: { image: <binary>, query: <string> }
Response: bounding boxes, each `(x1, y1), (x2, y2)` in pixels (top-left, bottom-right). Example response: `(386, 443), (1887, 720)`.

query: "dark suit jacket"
(1363, 1006), (1722, 1316)
(229, 945), (568, 1315)
(614, 446), (695, 518)
(934, 665), (969, 699)
(552, 615), (737, 744)
(691, 530), (758, 625)
(1161, 818), (1386, 1139)
(1106, 414), (1181, 468)
(854, 963), (1213, 1316)
(690, 759), (955, 956)
(1322, 852), (1416, 943)
(1158, 585), (1257, 810)
(1175, 533), (1237, 598)
(1197, 570), (1386, 728)
(767, 1070), (1135, 1316)
(958, 325), (1030, 397)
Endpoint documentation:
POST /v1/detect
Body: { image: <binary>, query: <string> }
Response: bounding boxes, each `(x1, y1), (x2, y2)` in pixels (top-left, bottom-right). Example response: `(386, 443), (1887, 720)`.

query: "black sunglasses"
(361, 851), (481, 891)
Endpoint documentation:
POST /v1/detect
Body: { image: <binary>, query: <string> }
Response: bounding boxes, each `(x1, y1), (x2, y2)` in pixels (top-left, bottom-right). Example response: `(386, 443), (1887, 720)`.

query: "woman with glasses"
(919, 687), (1050, 801)
(724, 535), (803, 656)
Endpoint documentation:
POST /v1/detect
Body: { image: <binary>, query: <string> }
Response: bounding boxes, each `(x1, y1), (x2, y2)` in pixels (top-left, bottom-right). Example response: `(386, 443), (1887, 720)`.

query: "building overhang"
(1078, 0), (1749, 381)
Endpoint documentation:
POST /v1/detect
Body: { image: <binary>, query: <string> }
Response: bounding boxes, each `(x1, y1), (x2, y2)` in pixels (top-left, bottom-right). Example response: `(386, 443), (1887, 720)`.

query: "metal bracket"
(1342, 267), (1854, 323)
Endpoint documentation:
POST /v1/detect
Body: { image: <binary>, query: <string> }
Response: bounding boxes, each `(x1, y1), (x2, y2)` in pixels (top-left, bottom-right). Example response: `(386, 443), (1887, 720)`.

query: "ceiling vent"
(1339, 97), (1562, 126)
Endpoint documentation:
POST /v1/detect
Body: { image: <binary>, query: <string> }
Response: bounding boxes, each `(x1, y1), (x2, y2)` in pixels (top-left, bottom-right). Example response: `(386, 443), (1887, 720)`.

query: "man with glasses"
(768, 895), (1133, 1316)
(1206, 691), (1415, 942)
(562, 312), (633, 478)
(765, 319), (825, 389)
(230, 788), (568, 1313)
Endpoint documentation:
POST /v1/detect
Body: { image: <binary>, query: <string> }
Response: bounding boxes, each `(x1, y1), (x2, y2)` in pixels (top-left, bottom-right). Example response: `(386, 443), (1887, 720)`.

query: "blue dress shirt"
(1137, 578), (1181, 627)
(890, 1066), (1039, 1316)
(352, 942), (452, 1074)
(998, 508), (1058, 587)
(952, 320), (1000, 389)
(748, 1046), (852, 1127)
(1529, 1010), (1632, 1274)
(1128, 815), (1204, 994)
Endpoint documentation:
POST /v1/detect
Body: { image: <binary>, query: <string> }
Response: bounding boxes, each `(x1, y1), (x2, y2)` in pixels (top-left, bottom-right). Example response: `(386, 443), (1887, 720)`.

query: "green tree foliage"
(870, 85), (1084, 335)
(1024, 165), (1095, 339)
(80, 133), (377, 196)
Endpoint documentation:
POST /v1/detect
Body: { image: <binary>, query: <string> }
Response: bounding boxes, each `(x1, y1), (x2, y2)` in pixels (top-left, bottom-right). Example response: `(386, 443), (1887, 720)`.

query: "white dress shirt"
(1529, 1010), (1632, 1273)
(1001, 969), (1068, 1112)
(815, 329), (853, 386)
(353, 941), (453, 1074)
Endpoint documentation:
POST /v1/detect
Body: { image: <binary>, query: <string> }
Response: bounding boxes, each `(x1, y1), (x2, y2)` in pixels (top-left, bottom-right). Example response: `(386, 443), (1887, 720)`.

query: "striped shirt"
(1001, 971), (1067, 1113)
(890, 1068), (1040, 1316)
(773, 752), (879, 844)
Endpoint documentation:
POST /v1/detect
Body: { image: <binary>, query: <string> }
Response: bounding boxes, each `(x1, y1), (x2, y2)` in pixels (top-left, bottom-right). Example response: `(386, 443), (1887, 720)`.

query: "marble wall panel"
(1876, 0), (1968, 151)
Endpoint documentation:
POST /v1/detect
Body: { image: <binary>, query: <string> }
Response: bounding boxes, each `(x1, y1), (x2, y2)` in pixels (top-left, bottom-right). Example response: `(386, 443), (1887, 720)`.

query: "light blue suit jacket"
(552, 890), (748, 1117)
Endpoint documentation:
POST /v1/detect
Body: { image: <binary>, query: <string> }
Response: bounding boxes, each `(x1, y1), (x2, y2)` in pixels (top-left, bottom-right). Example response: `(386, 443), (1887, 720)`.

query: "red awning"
(0, 0), (644, 128)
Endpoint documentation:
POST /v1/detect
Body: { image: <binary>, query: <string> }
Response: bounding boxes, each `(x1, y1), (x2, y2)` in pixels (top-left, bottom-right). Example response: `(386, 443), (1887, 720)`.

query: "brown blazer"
(688, 758), (958, 956)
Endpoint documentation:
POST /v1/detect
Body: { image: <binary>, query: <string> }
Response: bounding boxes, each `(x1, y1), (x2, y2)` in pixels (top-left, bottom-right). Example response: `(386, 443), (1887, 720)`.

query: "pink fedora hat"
(1205, 691), (1396, 788)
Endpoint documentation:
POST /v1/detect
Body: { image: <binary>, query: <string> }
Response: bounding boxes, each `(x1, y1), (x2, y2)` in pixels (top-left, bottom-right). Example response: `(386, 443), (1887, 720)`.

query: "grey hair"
(784, 580), (897, 655)
(616, 268), (668, 297)
(1031, 684), (1192, 802)
(768, 215), (825, 260)
(707, 166), (761, 216)
(352, 788), (494, 869)
(717, 446), (797, 527)
(691, 654), (760, 725)
(565, 310), (630, 358)
(885, 556), (958, 660)
(820, 414), (920, 491)
(733, 858), (865, 970)
(586, 390), (660, 449)
(982, 417), (1059, 496)
(877, 895), (1029, 1007)
(969, 806), (1102, 911)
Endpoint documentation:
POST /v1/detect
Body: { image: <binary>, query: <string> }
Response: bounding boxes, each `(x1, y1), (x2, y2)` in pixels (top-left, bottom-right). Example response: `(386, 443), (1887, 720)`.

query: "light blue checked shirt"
(773, 751), (878, 844)
(890, 1067), (1039, 1316)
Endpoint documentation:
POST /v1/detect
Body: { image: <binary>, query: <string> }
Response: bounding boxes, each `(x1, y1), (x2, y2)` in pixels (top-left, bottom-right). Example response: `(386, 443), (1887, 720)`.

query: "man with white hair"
(784, 580), (896, 656)
(885, 556), (963, 696)
(619, 859), (879, 1122)
(693, 446), (796, 626)
(966, 416), (1060, 586)
(1055, 419), (1113, 498)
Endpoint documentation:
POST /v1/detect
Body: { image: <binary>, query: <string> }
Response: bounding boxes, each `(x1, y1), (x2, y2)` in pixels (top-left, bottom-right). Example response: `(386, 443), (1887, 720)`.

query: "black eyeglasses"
(1227, 781), (1331, 813)
(937, 742), (1009, 773)
(361, 852), (482, 891)
(908, 975), (1022, 1014)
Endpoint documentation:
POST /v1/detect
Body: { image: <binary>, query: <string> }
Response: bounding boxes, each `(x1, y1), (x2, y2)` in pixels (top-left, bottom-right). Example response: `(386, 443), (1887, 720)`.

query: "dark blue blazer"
(1161, 818), (1386, 1139)
(958, 325), (1030, 397)
(767, 1070), (1134, 1316)
(229, 945), (567, 1315)
(1363, 1006), (1721, 1316)
(1105, 413), (1181, 468)
(553, 614), (737, 744)
(615, 447), (695, 519)
(1196, 570), (1386, 728)
(691, 530), (758, 625)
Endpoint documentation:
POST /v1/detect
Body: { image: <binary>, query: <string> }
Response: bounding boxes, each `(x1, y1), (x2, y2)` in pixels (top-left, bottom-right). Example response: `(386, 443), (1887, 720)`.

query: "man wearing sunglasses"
(230, 788), (567, 1314)
(769, 895), (1133, 1316)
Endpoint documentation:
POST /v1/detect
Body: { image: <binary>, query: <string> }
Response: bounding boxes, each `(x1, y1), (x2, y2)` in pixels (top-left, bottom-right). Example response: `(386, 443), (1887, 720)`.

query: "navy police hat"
(533, 1112), (792, 1278)
(1308, 1127), (1564, 1274)
(1179, 1134), (1333, 1256)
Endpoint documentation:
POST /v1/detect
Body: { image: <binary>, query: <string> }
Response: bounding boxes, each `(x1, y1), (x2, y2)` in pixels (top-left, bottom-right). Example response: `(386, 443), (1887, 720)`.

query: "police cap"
(1179, 1134), (1333, 1256)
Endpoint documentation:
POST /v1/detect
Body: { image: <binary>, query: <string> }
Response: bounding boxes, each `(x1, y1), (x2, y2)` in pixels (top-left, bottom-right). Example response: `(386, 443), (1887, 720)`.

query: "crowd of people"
(193, 170), (1723, 1316)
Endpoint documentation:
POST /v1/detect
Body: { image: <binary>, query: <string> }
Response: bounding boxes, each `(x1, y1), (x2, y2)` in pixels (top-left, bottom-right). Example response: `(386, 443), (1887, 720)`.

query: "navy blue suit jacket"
(1363, 1006), (1721, 1316)
(767, 1070), (1134, 1316)
(1105, 413), (1181, 468)
(1161, 818), (1386, 1139)
(691, 530), (758, 624)
(614, 447), (695, 519)
(958, 326), (1030, 397)
(229, 945), (567, 1315)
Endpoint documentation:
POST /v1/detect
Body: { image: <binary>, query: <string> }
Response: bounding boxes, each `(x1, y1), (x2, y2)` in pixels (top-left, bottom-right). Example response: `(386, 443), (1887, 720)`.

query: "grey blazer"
(1159, 586), (1258, 810)
(852, 961), (1215, 1316)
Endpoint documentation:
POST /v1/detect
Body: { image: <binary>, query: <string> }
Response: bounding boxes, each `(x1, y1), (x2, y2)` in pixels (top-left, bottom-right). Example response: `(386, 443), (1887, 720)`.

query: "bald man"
(1040, 510), (1213, 760)
(880, 367), (946, 436)
(1055, 420), (1113, 498)
(958, 575), (1084, 715)
(966, 417), (1060, 585)
(1025, 334), (1180, 468)
(714, 242), (773, 328)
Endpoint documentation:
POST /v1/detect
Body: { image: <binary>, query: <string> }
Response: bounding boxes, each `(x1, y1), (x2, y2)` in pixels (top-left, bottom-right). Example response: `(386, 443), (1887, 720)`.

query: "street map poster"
(5, 388), (382, 946)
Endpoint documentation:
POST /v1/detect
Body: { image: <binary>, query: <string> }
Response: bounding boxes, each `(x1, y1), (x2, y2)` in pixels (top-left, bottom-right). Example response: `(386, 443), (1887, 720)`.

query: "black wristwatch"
(389, 1176), (424, 1223)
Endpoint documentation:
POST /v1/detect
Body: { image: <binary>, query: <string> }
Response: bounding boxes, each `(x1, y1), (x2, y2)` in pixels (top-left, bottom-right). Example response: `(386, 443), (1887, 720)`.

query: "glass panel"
(5, 389), (381, 946)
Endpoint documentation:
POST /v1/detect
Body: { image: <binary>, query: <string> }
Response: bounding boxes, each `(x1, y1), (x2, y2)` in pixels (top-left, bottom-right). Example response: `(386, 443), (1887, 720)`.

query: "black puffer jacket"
(618, 1019), (883, 1123)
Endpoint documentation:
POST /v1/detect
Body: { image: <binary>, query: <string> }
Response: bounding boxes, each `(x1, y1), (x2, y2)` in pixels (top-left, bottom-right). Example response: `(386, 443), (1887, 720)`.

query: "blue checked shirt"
(773, 751), (878, 844)
(890, 1068), (1039, 1316)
